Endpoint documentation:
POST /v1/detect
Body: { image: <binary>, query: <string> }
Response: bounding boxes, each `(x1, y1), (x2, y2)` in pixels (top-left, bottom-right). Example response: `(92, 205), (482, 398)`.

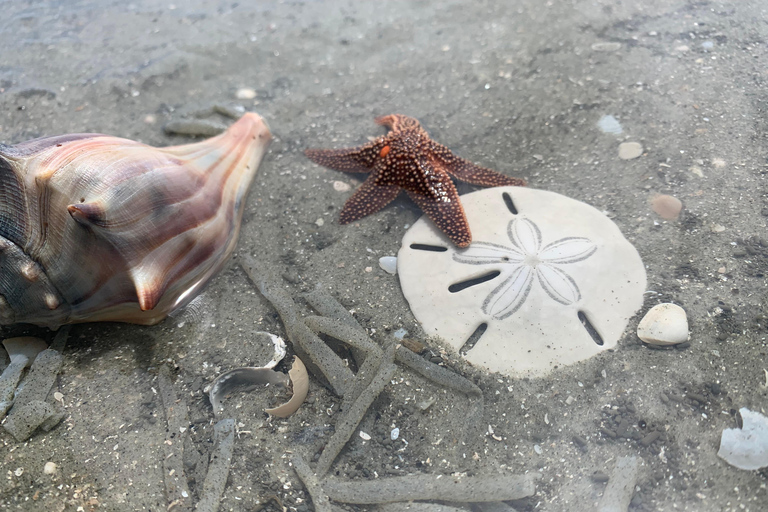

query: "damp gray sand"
(1, 1), (767, 511)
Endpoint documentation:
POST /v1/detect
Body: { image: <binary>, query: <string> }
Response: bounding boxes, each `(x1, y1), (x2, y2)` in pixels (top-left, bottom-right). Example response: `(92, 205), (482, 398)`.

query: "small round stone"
(618, 142), (643, 160)
(235, 88), (257, 100)
(333, 180), (351, 192)
(651, 194), (683, 220)
(637, 303), (689, 346)
(43, 462), (57, 475)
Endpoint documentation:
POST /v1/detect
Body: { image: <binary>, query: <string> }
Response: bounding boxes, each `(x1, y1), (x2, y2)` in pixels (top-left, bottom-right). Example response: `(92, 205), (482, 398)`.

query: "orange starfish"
(305, 114), (526, 247)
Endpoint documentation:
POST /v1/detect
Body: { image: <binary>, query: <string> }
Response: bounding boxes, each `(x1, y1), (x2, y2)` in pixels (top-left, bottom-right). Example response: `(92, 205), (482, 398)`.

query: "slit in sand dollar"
(397, 187), (646, 377)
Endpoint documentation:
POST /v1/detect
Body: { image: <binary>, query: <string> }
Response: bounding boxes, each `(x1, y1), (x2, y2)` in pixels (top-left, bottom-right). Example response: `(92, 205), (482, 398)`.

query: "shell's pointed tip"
(130, 271), (161, 311)
(68, 202), (106, 227)
(136, 288), (159, 312)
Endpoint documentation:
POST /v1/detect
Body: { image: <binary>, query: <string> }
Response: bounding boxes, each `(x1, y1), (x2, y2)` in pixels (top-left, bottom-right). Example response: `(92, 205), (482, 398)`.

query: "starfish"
(305, 114), (526, 247)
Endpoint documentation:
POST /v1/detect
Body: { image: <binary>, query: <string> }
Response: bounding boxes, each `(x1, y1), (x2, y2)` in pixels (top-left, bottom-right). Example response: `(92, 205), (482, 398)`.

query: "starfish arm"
(374, 114), (422, 132)
(305, 140), (382, 174)
(429, 141), (526, 187)
(338, 176), (401, 224)
(405, 183), (472, 248)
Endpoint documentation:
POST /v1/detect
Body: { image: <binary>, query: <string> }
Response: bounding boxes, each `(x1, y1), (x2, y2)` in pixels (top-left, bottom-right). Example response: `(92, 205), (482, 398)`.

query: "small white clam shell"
(637, 303), (689, 346)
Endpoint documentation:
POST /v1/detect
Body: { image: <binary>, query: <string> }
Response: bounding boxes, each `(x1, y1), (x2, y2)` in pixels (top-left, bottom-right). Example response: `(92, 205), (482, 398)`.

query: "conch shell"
(0, 113), (271, 328)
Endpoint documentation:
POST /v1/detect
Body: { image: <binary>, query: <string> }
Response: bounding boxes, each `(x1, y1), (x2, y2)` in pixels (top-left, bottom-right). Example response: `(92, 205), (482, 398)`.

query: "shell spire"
(0, 113), (271, 327)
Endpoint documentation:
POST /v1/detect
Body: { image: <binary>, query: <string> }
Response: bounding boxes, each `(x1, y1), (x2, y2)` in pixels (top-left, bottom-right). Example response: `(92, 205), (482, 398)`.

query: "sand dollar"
(397, 187), (647, 377)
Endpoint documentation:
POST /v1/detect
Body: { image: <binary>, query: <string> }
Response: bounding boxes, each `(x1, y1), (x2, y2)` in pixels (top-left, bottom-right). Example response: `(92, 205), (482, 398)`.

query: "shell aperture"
(0, 113), (271, 327)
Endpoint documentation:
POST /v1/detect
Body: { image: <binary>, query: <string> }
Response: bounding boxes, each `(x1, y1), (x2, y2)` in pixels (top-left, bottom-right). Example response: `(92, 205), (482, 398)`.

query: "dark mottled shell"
(0, 113), (271, 328)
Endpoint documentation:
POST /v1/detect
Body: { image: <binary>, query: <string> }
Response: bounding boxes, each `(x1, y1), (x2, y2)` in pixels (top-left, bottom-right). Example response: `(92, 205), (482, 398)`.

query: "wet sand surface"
(1, 1), (767, 510)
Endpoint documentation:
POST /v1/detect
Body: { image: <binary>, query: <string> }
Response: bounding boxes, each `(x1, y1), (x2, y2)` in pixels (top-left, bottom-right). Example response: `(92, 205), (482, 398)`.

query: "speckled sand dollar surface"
(398, 187), (646, 376)
(2, 1), (768, 511)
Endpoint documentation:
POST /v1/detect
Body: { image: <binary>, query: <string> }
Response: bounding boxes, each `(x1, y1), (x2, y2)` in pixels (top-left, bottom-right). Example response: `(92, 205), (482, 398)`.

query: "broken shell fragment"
(637, 303), (689, 346)
(397, 187), (646, 376)
(717, 407), (768, 470)
(207, 366), (289, 415)
(206, 331), (307, 419)
(0, 113), (271, 327)
(265, 357), (309, 418)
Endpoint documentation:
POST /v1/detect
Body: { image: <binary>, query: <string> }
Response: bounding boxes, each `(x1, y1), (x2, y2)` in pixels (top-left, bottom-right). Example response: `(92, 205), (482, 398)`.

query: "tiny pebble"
(391, 428), (400, 441)
(639, 431), (661, 447)
(378, 256), (397, 274)
(592, 42), (621, 52)
(712, 158), (726, 168)
(364, 266), (373, 273)
(43, 462), (57, 475)
(235, 88), (257, 100)
(572, 435), (588, 447)
(533, 444), (543, 454)
(315, 218), (324, 227)
(400, 338), (426, 354)
(359, 431), (371, 441)
(392, 328), (408, 340)
(710, 224), (725, 233)
(598, 115), (622, 135)
(618, 142), (643, 160)
(53, 391), (64, 402)
(651, 194), (683, 220)
(333, 180), (351, 192)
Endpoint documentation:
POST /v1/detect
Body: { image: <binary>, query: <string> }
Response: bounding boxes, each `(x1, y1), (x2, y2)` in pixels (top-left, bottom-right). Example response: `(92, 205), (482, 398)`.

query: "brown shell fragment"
(265, 357), (309, 418)
(0, 114), (271, 327)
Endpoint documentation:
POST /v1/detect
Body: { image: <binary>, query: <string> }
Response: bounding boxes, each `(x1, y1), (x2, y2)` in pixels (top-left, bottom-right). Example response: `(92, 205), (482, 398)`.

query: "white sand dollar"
(397, 187), (646, 377)
(637, 303), (689, 345)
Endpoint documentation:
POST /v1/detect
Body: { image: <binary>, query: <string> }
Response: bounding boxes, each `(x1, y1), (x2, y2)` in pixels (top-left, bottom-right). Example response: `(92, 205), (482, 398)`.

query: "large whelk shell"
(0, 113), (271, 327)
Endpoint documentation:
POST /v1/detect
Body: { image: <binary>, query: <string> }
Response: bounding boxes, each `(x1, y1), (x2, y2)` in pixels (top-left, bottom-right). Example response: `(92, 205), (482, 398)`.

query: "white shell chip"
(397, 187), (646, 377)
